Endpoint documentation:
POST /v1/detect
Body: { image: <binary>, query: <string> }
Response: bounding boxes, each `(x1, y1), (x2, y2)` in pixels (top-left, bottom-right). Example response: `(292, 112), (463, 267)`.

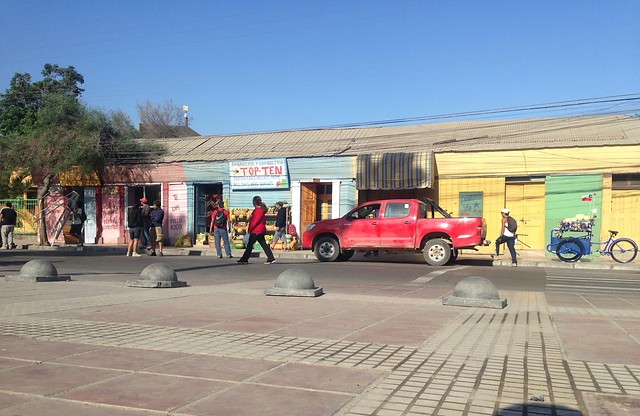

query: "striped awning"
(356, 151), (433, 190)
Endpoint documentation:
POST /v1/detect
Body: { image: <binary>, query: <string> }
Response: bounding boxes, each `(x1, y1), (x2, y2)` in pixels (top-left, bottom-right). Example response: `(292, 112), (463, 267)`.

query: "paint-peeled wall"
(167, 183), (188, 244)
(101, 186), (124, 244)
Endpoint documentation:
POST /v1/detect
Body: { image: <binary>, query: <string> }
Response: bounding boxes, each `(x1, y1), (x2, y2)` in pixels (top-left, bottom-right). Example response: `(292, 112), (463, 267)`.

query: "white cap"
(501, 208), (510, 214)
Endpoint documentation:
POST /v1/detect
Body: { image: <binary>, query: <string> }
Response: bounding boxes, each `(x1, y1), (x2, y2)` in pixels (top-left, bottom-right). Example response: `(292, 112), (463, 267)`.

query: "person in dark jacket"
(140, 197), (152, 250)
(270, 201), (287, 251)
(237, 196), (276, 264)
(149, 200), (165, 256)
(0, 202), (17, 250)
(126, 200), (143, 257)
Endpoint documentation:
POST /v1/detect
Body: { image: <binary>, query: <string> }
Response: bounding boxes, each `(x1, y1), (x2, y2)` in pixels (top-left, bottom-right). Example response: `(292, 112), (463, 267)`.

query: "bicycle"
(551, 228), (638, 263)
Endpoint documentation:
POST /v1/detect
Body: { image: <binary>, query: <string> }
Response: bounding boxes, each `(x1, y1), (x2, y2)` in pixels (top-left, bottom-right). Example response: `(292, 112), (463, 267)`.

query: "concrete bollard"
(264, 268), (323, 297)
(3, 259), (71, 282)
(127, 263), (187, 288)
(442, 275), (507, 309)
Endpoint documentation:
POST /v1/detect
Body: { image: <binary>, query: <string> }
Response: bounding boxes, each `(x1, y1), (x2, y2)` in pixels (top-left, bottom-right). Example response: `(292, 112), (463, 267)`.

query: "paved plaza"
(0, 245), (639, 415)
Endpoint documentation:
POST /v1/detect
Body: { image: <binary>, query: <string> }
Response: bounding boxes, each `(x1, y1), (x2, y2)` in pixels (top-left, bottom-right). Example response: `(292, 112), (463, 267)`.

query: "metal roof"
(152, 115), (640, 163)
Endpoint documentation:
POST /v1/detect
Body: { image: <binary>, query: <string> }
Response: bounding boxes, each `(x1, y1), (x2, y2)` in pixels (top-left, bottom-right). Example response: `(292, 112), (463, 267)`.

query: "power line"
(310, 94), (640, 130)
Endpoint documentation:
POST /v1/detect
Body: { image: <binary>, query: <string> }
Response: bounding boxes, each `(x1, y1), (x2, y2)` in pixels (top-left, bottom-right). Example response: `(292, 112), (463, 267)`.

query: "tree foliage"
(137, 99), (189, 138)
(0, 64), (84, 137)
(0, 63), (165, 244)
(0, 64), (165, 190)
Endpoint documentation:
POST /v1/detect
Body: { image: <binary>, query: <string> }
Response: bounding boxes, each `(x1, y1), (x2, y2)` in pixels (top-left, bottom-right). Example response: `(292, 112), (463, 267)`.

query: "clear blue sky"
(2, 1), (638, 135)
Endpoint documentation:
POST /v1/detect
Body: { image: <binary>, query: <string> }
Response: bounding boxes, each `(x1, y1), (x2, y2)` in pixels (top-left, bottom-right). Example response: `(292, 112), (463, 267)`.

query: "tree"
(137, 100), (189, 138)
(0, 64), (164, 245)
(0, 64), (84, 137)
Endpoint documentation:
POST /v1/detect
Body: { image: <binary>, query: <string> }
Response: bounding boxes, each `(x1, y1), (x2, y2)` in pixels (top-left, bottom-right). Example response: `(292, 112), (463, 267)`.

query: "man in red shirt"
(209, 201), (233, 259)
(237, 196), (276, 264)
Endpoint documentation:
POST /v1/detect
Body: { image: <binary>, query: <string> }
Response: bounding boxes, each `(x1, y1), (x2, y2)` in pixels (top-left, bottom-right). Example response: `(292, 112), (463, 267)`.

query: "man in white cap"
(493, 208), (518, 266)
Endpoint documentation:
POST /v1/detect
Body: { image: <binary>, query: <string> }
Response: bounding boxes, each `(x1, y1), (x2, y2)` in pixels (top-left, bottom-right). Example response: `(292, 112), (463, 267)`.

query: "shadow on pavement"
(496, 403), (582, 415)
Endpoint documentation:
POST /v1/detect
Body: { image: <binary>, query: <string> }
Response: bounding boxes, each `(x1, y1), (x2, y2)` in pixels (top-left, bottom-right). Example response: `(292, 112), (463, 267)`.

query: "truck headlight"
(305, 223), (315, 232)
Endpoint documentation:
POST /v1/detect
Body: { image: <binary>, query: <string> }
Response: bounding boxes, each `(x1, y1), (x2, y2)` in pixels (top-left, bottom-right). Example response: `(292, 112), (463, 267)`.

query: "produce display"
(558, 213), (594, 232)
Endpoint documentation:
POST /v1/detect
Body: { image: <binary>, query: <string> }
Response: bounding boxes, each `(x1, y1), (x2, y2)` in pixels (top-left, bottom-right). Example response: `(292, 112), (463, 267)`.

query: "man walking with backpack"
(210, 201), (233, 259)
(492, 208), (518, 267)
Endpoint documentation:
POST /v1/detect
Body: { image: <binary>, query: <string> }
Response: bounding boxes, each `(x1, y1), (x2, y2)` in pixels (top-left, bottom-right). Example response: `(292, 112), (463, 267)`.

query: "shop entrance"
(300, 182), (332, 233)
(506, 181), (545, 250)
(195, 183), (222, 235)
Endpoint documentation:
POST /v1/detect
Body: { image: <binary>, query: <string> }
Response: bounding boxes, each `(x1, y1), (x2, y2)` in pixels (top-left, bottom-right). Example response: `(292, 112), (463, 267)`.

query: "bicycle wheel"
(609, 238), (638, 263)
(555, 238), (584, 262)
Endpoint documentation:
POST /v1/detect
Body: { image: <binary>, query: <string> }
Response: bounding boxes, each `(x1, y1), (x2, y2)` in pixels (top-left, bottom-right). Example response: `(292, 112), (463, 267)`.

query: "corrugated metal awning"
(356, 151), (433, 190)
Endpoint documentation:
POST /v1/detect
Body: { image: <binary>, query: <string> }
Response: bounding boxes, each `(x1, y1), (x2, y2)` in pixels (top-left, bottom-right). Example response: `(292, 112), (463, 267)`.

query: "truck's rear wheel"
(314, 237), (340, 262)
(423, 238), (451, 266)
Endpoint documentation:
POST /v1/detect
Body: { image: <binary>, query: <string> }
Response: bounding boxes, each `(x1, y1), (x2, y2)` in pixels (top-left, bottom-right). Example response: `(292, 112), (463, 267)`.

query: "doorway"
(195, 183), (222, 235)
(300, 182), (333, 233)
(506, 181), (545, 250)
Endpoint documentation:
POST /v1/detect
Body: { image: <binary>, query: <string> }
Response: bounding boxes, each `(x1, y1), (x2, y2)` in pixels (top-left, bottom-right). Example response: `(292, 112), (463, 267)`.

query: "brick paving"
(1, 248), (640, 414)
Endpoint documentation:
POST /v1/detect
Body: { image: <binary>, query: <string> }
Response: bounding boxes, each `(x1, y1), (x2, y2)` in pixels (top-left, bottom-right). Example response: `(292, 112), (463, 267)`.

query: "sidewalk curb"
(14, 240), (640, 271)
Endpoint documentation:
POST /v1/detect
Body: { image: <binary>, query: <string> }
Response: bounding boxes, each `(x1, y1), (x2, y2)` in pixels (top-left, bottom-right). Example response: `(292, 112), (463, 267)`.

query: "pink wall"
(167, 183), (188, 242)
(101, 186), (125, 244)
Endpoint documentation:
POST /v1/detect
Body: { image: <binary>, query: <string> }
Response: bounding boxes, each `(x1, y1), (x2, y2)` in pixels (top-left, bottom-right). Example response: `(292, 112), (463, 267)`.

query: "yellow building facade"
(436, 145), (640, 253)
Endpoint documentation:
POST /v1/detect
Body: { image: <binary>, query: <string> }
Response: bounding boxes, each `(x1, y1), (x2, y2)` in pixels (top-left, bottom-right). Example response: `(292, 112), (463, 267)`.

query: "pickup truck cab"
(302, 198), (488, 266)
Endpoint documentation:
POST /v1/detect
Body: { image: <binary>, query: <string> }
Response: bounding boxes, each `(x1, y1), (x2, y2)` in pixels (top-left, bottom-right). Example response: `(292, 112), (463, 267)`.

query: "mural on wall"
(167, 183), (188, 242)
(101, 186), (122, 244)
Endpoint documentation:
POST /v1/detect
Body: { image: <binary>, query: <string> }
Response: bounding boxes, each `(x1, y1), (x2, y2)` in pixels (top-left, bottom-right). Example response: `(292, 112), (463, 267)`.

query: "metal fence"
(0, 198), (38, 235)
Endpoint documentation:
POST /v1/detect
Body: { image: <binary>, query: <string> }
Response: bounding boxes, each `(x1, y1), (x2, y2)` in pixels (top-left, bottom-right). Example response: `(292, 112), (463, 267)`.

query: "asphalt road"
(3, 250), (636, 296)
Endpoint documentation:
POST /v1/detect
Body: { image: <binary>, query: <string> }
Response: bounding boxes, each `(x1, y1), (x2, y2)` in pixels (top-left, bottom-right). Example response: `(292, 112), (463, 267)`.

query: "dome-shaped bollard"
(4, 259), (71, 282)
(442, 276), (507, 309)
(264, 268), (323, 297)
(127, 263), (187, 288)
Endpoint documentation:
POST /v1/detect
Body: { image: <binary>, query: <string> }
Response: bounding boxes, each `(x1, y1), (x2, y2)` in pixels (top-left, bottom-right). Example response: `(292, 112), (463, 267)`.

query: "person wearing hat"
(493, 208), (518, 266)
(209, 200), (233, 259)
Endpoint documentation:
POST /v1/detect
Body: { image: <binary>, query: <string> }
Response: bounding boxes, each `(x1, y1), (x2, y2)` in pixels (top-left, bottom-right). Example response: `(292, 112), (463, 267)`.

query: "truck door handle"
(404, 221), (411, 224)
(371, 221), (378, 225)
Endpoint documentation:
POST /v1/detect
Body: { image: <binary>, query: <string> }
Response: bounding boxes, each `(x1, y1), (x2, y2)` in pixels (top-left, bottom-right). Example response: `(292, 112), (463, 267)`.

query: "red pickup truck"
(302, 198), (489, 266)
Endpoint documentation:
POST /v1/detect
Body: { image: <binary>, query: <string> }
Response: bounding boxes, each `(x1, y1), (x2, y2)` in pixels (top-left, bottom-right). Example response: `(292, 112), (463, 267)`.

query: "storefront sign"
(230, 158), (289, 190)
(459, 192), (483, 217)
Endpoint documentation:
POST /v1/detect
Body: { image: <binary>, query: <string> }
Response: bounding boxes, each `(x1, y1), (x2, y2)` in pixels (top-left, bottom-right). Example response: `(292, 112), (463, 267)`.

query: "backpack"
(506, 216), (518, 233)
(213, 209), (227, 228)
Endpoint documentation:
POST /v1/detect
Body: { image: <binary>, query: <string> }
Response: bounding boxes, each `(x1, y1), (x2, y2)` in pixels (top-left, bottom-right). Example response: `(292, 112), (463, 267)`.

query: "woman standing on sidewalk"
(237, 196), (276, 264)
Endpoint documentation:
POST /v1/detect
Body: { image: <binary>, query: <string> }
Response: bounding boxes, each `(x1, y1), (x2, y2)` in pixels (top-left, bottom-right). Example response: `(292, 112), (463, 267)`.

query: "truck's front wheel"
(423, 239), (451, 266)
(314, 237), (340, 262)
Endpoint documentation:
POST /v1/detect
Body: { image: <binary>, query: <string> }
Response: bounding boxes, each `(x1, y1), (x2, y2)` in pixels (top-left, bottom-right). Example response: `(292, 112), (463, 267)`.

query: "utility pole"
(182, 105), (189, 127)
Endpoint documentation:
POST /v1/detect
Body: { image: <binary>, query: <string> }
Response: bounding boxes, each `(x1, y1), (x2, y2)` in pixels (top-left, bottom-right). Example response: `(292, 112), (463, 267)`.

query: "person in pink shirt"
(237, 195), (276, 264)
